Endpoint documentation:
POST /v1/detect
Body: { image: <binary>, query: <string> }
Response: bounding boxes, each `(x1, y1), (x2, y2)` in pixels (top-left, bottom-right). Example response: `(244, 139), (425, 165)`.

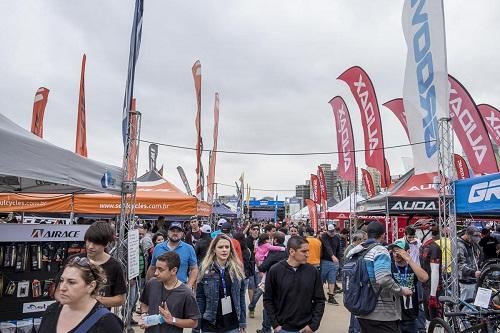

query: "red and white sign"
(478, 104), (500, 147)
(362, 168), (376, 198)
(383, 98), (410, 141)
(453, 153), (470, 180)
(329, 96), (356, 182)
(448, 75), (498, 175)
(338, 67), (389, 187)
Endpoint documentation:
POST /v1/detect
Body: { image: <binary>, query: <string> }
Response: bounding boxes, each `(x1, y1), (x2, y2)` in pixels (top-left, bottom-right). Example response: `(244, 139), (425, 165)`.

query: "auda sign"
(0, 224), (89, 242)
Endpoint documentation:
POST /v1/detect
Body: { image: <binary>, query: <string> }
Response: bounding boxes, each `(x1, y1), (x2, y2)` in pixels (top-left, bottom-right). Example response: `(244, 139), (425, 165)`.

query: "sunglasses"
(252, 228), (260, 231)
(69, 257), (96, 278)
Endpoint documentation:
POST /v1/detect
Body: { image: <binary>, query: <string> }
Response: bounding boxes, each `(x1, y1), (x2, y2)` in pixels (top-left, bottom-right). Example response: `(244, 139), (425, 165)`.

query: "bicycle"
(428, 296), (500, 333)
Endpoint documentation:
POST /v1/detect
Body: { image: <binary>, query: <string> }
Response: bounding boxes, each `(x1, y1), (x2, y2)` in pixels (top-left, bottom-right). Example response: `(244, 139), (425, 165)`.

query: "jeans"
(248, 284), (263, 311)
(349, 314), (361, 333)
(320, 260), (339, 284)
(399, 320), (417, 333)
(203, 329), (239, 333)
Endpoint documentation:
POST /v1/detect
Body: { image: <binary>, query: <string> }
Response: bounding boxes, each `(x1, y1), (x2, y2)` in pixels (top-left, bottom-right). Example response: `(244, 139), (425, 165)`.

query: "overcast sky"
(2, 1), (499, 200)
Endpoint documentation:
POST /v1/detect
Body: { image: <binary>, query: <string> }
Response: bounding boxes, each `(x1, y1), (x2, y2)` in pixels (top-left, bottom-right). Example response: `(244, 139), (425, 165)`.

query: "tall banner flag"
(246, 184), (250, 211)
(122, 0), (144, 147)
(384, 158), (392, 187)
(305, 199), (318, 233)
(453, 153), (470, 180)
(329, 96), (356, 182)
(338, 67), (389, 187)
(310, 174), (320, 204)
(478, 104), (500, 147)
(200, 162), (205, 201)
(75, 54), (88, 157)
(177, 166), (193, 196)
(402, 0), (449, 174)
(148, 144), (158, 172)
(31, 87), (50, 138)
(192, 60), (203, 200)
(317, 166), (328, 212)
(207, 93), (220, 203)
(448, 75), (499, 174)
(127, 98), (138, 180)
(361, 168), (376, 198)
(383, 98), (410, 141)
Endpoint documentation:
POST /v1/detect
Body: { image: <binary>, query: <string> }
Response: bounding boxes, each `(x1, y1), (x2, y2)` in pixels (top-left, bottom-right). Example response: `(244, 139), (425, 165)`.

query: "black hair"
(152, 231), (166, 244)
(84, 221), (115, 246)
(366, 221), (385, 240)
(286, 235), (308, 255)
(232, 232), (248, 251)
(156, 252), (180, 271)
(405, 226), (416, 236)
(264, 224), (276, 233)
(257, 233), (270, 246)
(305, 227), (315, 236)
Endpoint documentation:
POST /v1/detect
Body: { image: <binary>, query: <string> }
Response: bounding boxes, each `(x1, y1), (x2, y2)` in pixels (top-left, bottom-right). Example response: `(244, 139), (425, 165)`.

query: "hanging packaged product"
(3, 245), (15, 268)
(17, 280), (30, 298)
(16, 318), (33, 333)
(15, 244), (28, 273)
(30, 244), (42, 271)
(4, 281), (16, 296)
(32, 280), (41, 299)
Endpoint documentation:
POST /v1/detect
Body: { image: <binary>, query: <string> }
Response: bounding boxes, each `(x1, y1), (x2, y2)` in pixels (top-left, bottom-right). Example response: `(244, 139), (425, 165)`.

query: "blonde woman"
(196, 234), (247, 333)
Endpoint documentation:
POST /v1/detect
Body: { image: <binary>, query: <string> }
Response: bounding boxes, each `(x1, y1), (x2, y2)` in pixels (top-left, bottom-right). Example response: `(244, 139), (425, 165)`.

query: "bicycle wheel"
(428, 317), (455, 333)
(477, 264), (500, 298)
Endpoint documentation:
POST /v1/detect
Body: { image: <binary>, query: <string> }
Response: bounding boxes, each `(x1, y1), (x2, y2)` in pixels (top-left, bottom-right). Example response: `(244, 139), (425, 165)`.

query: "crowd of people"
(37, 216), (500, 333)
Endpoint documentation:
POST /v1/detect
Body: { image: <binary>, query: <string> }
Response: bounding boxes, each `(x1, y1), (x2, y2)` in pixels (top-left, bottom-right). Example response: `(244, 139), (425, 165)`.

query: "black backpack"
(342, 243), (382, 316)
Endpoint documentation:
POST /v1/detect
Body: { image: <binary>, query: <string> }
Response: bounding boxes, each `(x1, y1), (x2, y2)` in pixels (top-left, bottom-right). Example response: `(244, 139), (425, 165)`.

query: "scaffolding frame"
(115, 110), (142, 331)
(437, 117), (459, 299)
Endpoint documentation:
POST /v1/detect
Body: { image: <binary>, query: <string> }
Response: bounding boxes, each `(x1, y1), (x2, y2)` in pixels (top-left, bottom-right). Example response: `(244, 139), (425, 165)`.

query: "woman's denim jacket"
(196, 266), (247, 329)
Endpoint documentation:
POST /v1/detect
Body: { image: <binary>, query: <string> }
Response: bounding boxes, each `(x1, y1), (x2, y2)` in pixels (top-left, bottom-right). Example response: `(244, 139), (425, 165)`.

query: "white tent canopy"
(327, 193), (365, 214)
(0, 112), (123, 194)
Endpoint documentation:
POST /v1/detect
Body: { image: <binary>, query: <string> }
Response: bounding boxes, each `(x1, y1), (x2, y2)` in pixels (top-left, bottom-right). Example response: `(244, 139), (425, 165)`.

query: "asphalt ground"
(133, 286), (350, 332)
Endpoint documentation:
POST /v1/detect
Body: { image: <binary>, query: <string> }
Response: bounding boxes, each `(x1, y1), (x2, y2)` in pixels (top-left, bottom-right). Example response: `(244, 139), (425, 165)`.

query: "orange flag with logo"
(31, 87), (50, 138)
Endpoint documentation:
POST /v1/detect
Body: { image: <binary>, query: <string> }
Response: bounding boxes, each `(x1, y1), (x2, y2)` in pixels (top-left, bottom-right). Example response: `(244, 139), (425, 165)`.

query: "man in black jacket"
(256, 232), (287, 333)
(264, 236), (325, 333)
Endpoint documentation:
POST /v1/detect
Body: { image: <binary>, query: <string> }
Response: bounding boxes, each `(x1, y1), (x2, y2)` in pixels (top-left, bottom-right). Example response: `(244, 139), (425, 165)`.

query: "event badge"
(221, 296), (232, 315)
(403, 295), (413, 309)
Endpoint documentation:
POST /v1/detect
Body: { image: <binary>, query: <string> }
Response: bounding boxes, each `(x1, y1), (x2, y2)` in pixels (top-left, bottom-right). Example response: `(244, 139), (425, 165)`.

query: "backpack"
(342, 243), (382, 316)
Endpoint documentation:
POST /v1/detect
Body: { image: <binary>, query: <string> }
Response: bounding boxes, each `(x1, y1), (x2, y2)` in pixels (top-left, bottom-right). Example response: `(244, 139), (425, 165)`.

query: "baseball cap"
(221, 222), (232, 232)
(387, 239), (410, 251)
(169, 221), (183, 230)
(217, 218), (227, 227)
(200, 224), (212, 234)
(327, 224), (335, 231)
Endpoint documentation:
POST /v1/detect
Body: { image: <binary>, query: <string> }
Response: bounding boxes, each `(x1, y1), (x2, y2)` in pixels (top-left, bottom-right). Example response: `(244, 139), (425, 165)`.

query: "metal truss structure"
(437, 117), (459, 299)
(115, 110), (142, 331)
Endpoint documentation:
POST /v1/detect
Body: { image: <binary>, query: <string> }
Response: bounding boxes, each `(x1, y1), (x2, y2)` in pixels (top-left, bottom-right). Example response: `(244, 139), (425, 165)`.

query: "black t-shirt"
(66, 254), (127, 298)
(419, 239), (443, 297)
(391, 262), (419, 321)
(39, 301), (123, 333)
(140, 279), (200, 333)
(201, 266), (239, 332)
(479, 236), (499, 260)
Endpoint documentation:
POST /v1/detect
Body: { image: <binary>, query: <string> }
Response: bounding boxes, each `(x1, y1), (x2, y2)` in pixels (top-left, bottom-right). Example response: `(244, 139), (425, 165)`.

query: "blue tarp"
(455, 172), (500, 215)
(212, 203), (237, 217)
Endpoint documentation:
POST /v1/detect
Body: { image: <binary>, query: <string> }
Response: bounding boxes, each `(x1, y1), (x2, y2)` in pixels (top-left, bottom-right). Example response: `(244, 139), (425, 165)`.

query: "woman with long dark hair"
(196, 234), (247, 333)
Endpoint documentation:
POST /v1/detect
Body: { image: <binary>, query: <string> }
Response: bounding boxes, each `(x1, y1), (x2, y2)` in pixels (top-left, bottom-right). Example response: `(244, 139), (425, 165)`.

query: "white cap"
(327, 224), (335, 231)
(217, 218), (227, 227)
(201, 224), (212, 233)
